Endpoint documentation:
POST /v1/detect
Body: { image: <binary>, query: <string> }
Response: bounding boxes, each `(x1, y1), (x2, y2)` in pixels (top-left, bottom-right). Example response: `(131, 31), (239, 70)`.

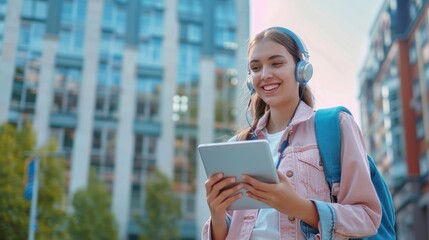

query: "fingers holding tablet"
(205, 172), (244, 218)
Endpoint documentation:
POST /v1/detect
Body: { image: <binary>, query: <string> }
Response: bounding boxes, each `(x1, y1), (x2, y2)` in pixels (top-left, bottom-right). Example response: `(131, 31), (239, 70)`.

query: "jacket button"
(288, 216), (295, 221)
(286, 170), (293, 178)
(319, 160), (323, 166)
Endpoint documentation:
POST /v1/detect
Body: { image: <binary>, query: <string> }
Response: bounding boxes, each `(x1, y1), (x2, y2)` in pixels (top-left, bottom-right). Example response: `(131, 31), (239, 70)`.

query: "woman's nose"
(261, 67), (273, 80)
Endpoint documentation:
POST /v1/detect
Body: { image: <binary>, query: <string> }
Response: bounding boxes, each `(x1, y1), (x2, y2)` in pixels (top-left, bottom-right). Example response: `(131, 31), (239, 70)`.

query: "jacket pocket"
(296, 147), (330, 197)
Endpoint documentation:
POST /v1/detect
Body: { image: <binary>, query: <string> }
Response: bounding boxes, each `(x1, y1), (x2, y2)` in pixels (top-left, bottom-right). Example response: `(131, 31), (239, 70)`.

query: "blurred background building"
(2, 0), (429, 239)
(0, 0), (249, 239)
(359, 0), (429, 239)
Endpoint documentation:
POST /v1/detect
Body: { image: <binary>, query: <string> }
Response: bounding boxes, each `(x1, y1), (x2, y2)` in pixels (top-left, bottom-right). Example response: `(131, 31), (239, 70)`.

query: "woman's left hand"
(241, 170), (308, 217)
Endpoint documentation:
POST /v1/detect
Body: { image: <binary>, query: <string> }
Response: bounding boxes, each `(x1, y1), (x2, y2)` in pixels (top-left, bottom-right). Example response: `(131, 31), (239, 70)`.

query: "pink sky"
(250, 0), (384, 125)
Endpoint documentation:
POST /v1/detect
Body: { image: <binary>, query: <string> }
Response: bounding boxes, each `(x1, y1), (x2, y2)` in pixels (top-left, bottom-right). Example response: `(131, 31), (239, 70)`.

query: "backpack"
(315, 106), (396, 240)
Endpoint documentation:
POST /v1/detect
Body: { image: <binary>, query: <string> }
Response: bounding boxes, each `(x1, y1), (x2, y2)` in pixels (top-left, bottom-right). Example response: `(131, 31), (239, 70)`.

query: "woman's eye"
(250, 66), (260, 72)
(273, 62), (283, 66)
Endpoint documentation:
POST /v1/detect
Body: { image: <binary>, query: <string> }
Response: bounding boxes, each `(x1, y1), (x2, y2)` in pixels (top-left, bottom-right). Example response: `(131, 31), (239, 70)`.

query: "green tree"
(0, 124), (33, 240)
(68, 169), (118, 240)
(36, 139), (69, 239)
(139, 169), (181, 240)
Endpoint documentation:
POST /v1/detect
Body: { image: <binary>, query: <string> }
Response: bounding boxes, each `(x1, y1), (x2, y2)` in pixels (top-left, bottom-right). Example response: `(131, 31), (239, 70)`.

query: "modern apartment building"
(359, 0), (429, 239)
(0, 0), (250, 239)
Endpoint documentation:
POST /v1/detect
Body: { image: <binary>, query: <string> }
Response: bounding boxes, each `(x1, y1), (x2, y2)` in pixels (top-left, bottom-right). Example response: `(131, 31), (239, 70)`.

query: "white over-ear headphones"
(247, 27), (313, 95)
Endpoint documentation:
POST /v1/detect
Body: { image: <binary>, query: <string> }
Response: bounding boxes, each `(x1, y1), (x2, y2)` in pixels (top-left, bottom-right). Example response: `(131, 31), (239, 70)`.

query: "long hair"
(236, 28), (315, 140)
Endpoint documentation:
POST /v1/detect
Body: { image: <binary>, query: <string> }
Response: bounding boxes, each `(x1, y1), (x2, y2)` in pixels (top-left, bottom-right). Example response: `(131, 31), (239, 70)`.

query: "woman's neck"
(267, 99), (300, 133)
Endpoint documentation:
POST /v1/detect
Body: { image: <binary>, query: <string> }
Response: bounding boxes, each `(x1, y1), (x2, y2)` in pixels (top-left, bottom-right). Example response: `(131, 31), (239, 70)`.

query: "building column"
(156, 0), (178, 180)
(0, 0), (22, 124)
(33, 0), (62, 148)
(234, 0), (251, 129)
(69, 0), (103, 199)
(398, 40), (420, 175)
(33, 36), (59, 148)
(196, 56), (216, 237)
(113, 46), (137, 240)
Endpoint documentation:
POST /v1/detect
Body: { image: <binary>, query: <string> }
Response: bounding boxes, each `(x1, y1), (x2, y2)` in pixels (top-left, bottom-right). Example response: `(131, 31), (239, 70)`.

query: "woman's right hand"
(205, 173), (243, 230)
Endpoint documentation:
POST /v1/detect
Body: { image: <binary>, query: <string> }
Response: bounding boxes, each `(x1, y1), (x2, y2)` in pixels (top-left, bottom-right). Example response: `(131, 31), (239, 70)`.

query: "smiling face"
(248, 38), (300, 110)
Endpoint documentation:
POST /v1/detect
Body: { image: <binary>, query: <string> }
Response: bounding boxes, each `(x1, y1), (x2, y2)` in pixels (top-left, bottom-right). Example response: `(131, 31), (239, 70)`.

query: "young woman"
(202, 27), (382, 239)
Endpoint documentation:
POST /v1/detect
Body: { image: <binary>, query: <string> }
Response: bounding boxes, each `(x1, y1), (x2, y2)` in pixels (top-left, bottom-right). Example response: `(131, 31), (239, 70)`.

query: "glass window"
(34, 0), (47, 19)
(136, 77), (161, 120)
(63, 128), (75, 150)
(53, 67), (81, 113)
(19, 25), (31, 48)
(151, 38), (161, 62)
(22, 0), (33, 17)
(95, 92), (105, 114)
(411, 77), (422, 111)
(61, 1), (73, 23)
(59, 30), (72, 53)
(112, 37), (123, 57)
(100, 32), (112, 56)
(103, 0), (113, 27)
(111, 69), (121, 86)
(98, 63), (108, 85)
(142, 0), (164, 8)
(416, 117), (425, 139)
(153, 10), (163, 33)
(187, 24), (201, 43)
(76, 0), (86, 22)
(419, 21), (428, 46)
(0, 0), (6, 15)
(30, 22), (45, 50)
(409, 40), (417, 65)
(409, 1), (418, 21)
(74, 29), (84, 51)
(425, 63), (429, 87)
(420, 153), (428, 175)
(115, 7), (126, 34)
(139, 12), (150, 36)
(0, 20), (2, 52)
(215, 53), (235, 69)
(138, 38), (162, 65)
(50, 127), (75, 152)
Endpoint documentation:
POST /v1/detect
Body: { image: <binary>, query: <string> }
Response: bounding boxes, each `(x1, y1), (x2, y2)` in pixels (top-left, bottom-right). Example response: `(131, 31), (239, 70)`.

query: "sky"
(250, 0), (384, 124)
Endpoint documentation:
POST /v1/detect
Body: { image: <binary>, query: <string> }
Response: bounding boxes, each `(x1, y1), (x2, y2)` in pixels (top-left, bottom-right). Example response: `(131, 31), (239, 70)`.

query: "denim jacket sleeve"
(299, 200), (336, 240)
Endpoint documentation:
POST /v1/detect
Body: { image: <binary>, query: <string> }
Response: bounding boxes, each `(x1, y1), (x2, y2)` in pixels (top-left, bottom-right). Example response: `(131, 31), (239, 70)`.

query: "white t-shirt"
(250, 128), (285, 239)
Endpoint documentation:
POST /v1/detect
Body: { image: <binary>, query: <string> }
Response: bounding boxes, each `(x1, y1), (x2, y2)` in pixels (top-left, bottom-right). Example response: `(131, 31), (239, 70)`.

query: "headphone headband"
(271, 27), (310, 61)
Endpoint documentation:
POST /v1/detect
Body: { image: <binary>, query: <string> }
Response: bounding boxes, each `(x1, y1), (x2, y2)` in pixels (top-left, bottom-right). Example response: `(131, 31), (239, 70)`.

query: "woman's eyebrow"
(249, 55), (286, 64)
(268, 55), (286, 60)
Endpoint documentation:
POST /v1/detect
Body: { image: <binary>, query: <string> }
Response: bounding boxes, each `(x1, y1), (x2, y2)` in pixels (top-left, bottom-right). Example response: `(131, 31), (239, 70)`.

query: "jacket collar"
(254, 101), (314, 136)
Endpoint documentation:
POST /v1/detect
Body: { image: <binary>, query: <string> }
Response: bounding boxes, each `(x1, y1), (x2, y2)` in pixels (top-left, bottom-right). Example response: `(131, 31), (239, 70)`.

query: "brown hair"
(236, 28), (315, 140)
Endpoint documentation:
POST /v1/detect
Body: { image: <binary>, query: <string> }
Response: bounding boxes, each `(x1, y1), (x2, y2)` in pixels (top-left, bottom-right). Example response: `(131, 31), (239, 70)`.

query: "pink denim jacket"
(201, 102), (381, 240)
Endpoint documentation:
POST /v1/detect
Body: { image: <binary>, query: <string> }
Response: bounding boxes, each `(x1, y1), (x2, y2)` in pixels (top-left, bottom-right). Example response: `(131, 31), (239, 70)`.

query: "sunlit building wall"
(359, 0), (429, 239)
(0, 0), (249, 239)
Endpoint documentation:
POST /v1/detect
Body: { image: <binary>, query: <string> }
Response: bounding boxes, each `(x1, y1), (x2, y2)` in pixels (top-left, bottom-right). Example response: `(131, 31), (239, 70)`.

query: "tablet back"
(198, 140), (279, 210)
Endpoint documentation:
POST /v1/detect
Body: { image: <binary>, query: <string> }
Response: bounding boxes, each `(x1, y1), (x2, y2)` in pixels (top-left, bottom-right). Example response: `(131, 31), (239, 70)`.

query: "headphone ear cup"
(246, 75), (256, 95)
(295, 60), (313, 84)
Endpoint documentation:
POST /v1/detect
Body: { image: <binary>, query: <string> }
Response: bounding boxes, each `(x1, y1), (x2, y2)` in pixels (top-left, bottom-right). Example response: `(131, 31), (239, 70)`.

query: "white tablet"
(198, 139), (279, 210)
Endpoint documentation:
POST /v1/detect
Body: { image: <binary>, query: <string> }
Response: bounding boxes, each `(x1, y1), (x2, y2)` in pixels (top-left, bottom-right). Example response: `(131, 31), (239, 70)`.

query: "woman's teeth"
(263, 84), (279, 91)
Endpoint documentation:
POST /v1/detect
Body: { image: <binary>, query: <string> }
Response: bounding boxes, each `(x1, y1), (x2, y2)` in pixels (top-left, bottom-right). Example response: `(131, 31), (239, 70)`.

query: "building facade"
(0, 0), (249, 239)
(359, 0), (429, 239)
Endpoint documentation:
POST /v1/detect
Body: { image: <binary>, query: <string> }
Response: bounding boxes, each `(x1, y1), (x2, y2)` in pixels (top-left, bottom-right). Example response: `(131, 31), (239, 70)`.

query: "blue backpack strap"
(315, 106), (351, 199)
(316, 107), (396, 240)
